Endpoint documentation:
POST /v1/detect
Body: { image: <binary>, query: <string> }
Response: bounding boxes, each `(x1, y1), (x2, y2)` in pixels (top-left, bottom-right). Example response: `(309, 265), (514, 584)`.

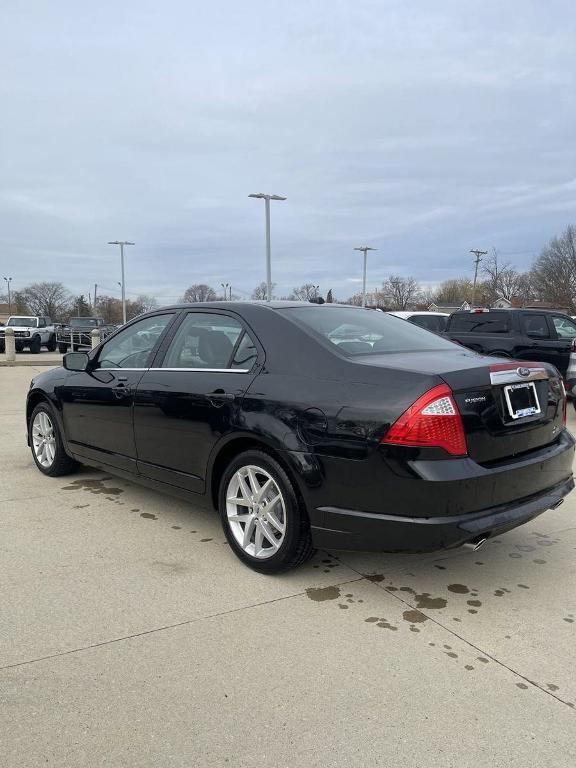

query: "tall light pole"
(221, 282), (230, 301)
(108, 241), (134, 324)
(249, 193), (286, 301)
(470, 248), (487, 307)
(3, 276), (12, 313)
(354, 247), (377, 307)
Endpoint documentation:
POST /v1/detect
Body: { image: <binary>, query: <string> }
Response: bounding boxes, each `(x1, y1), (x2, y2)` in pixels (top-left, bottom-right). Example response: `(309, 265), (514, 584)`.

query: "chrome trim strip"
(95, 367), (249, 373)
(149, 368), (250, 373)
(490, 367), (548, 386)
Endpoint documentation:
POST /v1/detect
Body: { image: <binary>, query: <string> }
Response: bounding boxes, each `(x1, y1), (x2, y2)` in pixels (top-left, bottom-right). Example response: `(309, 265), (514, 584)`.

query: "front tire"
(47, 334), (57, 352)
(219, 450), (314, 573)
(29, 335), (41, 354)
(29, 403), (79, 477)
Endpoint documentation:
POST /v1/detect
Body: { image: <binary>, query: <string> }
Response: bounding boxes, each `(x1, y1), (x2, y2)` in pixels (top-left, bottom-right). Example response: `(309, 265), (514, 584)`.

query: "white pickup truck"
(0, 316), (58, 353)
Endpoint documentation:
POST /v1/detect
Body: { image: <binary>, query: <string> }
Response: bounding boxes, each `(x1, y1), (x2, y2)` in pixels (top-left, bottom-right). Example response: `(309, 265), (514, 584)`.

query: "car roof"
(389, 311), (449, 318)
(154, 300), (366, 312)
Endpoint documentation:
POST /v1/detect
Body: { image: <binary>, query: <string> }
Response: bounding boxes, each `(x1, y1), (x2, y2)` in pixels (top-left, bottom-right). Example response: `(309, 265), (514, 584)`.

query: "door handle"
(208, 390), (236, 404)
(112, 378), (132, 398)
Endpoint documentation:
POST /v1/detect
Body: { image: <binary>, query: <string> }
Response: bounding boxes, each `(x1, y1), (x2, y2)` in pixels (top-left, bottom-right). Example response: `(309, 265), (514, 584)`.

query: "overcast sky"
(1, 1), (575, 303)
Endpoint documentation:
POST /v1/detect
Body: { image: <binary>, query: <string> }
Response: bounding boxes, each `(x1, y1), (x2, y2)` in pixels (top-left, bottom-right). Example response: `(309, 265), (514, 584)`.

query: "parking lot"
(1, 365), (575, 767)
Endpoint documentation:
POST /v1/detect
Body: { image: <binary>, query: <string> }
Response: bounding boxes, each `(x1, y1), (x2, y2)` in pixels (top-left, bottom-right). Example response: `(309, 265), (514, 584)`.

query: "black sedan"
(26, 302), (574, 573)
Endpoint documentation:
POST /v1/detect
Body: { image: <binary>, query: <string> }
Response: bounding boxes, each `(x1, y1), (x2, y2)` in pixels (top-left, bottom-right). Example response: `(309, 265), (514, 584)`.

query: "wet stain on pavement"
(306, 585), (340, 602)
(376, 619), (398, 631)
(200, 538), (213, 542)
(447, 584), (470, 594)
(363, 573), (385, 583)
(403, 609), (429, 624)
(62, 478), (123, 495)
(171, 526), (182, 530)
(73, 504), (89, 509)
(140, 512), (157, 520)
(516, 683), (528, 690)
(547, 683), (559, 692)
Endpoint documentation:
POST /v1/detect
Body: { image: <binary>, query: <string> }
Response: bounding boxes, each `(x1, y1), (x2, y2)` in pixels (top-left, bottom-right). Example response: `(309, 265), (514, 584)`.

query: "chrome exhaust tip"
(463, 537), (487, 552)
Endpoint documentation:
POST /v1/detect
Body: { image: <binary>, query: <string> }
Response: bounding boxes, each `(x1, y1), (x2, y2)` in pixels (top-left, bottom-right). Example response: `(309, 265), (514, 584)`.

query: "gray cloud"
(1, 0), (575, 302)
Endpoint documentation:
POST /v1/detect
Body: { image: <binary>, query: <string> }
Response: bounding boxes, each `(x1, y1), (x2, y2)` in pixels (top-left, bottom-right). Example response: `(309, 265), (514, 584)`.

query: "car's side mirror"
(63, 352), (90, 372)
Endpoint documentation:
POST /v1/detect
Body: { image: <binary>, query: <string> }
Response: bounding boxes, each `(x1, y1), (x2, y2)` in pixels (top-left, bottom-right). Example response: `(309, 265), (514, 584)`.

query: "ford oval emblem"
(517, 367), (531, 377)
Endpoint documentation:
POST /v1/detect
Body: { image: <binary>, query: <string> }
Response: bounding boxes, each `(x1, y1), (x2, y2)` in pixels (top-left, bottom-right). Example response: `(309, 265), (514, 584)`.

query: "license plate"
(504, 381), (541, 420)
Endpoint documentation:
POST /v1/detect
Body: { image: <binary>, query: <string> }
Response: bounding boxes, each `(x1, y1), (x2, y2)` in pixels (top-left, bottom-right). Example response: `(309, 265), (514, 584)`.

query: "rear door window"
(521, 314), (551, 339)
(448, 313), (510, 333)
(162, 312), (255, 369)
(409, 315), (447, 332)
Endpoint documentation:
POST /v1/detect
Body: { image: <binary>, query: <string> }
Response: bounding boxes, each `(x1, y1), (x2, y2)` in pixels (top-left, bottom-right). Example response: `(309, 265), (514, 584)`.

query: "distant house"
(0, 303), (10, 324)
(428, 301), (471, 314)
(491, 297), (570, 314)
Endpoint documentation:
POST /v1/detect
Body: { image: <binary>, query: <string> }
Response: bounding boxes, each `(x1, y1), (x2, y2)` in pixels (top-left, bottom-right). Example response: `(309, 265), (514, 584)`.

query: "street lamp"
(221, 282), (230, 301)
(3, 276), (12, 314)
(248, 193), (286, 301)
(108, 241), (134, 324)
(354, 247), (377, 307)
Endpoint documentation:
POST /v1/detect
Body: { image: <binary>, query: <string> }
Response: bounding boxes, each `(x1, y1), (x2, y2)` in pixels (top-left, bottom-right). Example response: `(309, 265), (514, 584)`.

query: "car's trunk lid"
(353, 349), (565, 463)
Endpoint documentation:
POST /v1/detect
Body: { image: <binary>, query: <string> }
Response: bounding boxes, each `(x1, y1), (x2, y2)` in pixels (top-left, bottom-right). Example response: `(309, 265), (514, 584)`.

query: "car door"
(548, 315), (576, 375)
(133, 310), (262, 494)
(513, 313), (564, 369)
(58, 313), (175, 472)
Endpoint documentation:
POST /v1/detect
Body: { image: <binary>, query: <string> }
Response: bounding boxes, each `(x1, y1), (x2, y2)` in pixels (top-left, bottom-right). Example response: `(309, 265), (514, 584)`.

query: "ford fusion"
(26, 302), (574, 573)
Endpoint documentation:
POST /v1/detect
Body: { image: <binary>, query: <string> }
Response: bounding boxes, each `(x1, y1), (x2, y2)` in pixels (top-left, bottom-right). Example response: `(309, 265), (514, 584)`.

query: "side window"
(38, 318), (46, 328)
(522, 314), (550, 339)
(448, 313), (510, 333)
(231, 331), (258, 369)
(162, 313), (244, 369)
(410, 315), (445, 332)
(97, 314), (173, 369)
(552, 316), (576, 339)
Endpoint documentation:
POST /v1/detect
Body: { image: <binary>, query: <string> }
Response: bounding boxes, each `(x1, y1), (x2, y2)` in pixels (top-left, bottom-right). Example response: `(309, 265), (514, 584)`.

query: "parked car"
(26, 302), (573, 573)
(0, 315), (57, 353)
(389, 311), (449, 333)
(56, 316), (117, 353)
(444, 309), (576, 378)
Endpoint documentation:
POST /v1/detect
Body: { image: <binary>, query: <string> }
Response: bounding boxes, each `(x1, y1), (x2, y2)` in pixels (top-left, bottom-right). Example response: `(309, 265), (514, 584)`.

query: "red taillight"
(381, 383), (467, 456)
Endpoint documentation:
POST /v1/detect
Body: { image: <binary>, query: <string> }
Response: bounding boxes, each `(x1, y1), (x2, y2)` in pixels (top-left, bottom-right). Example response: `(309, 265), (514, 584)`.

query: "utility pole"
(354, 247), (377, 307)
(249, 193), (287, 301)
(3, 276), (13, 313)
(470, 249), (487, 306)
(94, 283), (98, 312)
(108, 241), (135, 324)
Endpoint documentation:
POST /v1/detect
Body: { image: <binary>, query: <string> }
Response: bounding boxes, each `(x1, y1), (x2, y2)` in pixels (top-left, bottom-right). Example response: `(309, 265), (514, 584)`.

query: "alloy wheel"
(226, 465), (286, 558)
(32, 411), (56, 468)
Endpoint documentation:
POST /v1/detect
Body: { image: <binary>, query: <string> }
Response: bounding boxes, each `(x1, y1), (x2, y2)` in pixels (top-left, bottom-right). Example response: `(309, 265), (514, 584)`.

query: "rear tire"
(219, 450), (314, 574)
(47, 334), (57, 352)
(29, 403), (79, 477)
(30, 335), (41, 354)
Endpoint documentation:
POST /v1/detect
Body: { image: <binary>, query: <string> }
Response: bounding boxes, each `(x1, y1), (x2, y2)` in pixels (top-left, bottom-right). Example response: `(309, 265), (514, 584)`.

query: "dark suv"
(444, 309), (576, 377)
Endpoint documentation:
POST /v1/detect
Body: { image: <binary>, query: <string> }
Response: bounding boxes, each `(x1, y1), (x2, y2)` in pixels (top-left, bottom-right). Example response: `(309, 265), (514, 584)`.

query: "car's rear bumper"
(311, 476), (574, 552)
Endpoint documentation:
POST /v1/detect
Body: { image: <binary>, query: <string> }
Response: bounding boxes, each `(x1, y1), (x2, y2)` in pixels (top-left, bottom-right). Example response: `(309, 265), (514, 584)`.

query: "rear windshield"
(284, 306), (457, 355)
(70, 317), (100, 327)
(448, 313), (510, 333)
(7, 317), (36, 327)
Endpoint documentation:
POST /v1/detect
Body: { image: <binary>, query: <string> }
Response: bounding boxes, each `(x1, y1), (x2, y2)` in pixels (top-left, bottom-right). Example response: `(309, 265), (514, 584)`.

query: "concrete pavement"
(1, 366), (575, 766)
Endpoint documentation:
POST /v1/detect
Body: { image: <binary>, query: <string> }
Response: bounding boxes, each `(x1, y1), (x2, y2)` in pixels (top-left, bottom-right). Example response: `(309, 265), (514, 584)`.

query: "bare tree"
(181, 284), (217, 303)
(382, 275), (420, 310)
(531, 225), (576, 312)
(133, 294), (160, 313)
(482, 249), (523, 303)
(19, 282), (72, 321)
(433, 278), (474, 305)
(326, 289), (334, 303)
(289, 283), (320, 301)
(251, 281), (276, 300)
